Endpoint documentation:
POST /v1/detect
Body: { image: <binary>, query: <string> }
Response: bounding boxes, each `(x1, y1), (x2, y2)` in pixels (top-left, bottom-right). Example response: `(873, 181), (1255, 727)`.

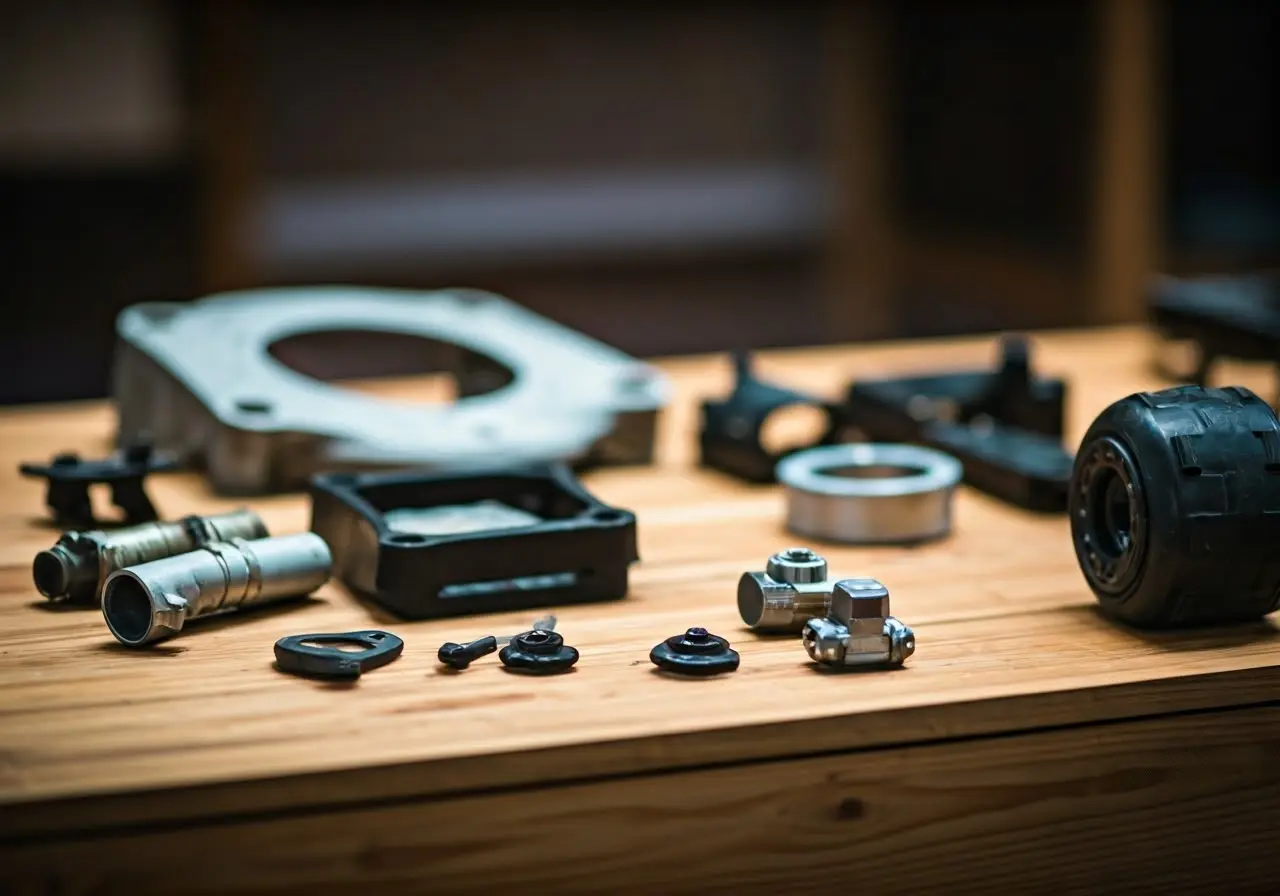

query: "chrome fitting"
(102, 533), (332, 647)
(777, 443), (962, 544)
(737, 547), (834, 632)
(802, 577), (915, 668)
(33, 509), (269, 604)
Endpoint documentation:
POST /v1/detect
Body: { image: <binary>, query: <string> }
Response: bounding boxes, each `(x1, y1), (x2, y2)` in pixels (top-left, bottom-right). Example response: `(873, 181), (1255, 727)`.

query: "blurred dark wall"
(1, 0), (1277, 404)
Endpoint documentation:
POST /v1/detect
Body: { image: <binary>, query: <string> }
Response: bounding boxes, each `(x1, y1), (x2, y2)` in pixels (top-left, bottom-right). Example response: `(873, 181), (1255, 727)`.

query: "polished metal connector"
(737, 547), (833, 632)
(33, 509), (269, 604)
(102, 533), (332, 647)
(802, 577), (915, 668)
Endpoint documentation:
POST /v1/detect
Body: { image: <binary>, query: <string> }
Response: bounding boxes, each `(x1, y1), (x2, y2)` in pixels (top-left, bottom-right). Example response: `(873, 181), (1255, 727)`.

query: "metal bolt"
(437, 635), (500, 670)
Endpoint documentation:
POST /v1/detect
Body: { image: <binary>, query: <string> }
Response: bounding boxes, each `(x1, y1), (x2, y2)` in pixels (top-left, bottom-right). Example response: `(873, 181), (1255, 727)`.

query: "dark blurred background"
(1, 0), (1277, 404)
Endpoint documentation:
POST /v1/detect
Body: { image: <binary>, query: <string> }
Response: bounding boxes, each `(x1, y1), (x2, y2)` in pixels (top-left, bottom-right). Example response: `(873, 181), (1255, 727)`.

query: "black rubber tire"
(1069, 384), (1280, 628)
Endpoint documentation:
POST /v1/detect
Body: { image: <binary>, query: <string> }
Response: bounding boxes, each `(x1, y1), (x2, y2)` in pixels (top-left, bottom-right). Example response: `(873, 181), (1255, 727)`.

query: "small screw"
(437, 635), (499, 670)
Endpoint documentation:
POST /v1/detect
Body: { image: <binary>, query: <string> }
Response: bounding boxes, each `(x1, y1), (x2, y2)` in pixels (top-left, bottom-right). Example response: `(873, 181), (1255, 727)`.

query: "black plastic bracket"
(1148, 273), (1280, 388)
(274, 631), (405, 679)
(698, 352), (835, 483)
(309, 464), (639, 620)
(19, 443), (179, 528)
(836, 336), (1075, 513)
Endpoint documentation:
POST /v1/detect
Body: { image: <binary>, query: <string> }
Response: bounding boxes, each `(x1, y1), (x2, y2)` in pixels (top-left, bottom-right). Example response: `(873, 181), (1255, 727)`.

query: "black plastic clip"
(19, 443), (179, 529)
(274, 631), (405, 679)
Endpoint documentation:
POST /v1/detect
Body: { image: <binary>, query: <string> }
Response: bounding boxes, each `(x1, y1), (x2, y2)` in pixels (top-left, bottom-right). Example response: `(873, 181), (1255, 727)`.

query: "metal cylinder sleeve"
(102, 533), (333, 647)
(737, 547), (833, 632)
(777, 443), (963, 545)
(1070, 384), (1280, 628)
(34, 509), (268, 605)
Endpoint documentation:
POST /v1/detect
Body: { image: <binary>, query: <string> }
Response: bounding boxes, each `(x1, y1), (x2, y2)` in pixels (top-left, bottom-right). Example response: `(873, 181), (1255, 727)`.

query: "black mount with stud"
(274, 631), (405, 679)
(20, 443), (179, 529)
(649, 627), (741, 676)
(837, 335), (1074, 513)
(698, 351), (836, 484)
(499, 629), (579, 675)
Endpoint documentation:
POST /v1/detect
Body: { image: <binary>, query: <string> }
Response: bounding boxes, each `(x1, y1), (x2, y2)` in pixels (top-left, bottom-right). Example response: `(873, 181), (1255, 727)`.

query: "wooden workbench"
(2, 326), (1278, 894)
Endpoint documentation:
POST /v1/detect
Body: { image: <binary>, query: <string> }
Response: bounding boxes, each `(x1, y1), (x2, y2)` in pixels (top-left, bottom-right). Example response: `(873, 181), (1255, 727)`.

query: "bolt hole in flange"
(266, 329), (515, 404)
(235, 399), (272, 415)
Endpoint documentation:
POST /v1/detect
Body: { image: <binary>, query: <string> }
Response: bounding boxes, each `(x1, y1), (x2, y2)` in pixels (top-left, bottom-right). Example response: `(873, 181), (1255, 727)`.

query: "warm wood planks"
(6, 704), (1279, 894)
(1, 325), (1278, 844)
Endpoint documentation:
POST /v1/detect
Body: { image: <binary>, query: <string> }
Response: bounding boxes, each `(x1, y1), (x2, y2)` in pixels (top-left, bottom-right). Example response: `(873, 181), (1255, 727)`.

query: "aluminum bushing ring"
(776, 443), (963, 545)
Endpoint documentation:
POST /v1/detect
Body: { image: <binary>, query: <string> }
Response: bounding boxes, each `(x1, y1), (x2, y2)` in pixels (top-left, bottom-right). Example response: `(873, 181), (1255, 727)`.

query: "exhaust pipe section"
(102, 533), (333, 647)
(33, 509), (269, 605)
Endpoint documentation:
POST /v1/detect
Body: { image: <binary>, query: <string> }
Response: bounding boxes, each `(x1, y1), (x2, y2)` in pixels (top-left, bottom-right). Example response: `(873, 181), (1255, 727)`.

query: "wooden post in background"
(1089, 0), (1162, 323)
(821, 0), (898, 343)
(196, 0), (259, 294)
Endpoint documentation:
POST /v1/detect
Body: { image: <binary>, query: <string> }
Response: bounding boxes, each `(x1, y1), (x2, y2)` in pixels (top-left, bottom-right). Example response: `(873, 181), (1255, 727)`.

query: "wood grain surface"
(2, 325), (1278, 853)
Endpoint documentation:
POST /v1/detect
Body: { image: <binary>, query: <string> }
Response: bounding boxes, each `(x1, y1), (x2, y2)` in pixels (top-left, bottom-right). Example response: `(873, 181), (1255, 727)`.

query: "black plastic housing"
(698, 352), (836, 484)
(1149, 274), (1280, 383)
(837, 337), (1074, 512)
(309, 465), (638, 620)
(1070, 384), (1280, 629)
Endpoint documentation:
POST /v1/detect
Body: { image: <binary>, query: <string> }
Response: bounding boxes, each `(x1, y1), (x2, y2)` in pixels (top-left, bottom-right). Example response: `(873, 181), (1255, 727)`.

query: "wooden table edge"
(4, 663), (1276, 844)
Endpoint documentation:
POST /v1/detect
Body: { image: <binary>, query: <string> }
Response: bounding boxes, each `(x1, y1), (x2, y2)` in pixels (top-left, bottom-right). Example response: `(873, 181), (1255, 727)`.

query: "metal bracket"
(113, 287), (670, 494)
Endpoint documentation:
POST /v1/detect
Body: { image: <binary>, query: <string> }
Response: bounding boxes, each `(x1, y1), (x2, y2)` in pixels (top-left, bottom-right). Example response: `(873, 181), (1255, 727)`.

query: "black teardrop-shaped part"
(274, 630), (404, 679)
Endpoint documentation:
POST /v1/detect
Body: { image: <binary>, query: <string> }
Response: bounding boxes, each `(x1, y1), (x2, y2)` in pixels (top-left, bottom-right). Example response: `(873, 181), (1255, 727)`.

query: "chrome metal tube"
(102, 533), (332, 647)
(33, 510), (269, 604)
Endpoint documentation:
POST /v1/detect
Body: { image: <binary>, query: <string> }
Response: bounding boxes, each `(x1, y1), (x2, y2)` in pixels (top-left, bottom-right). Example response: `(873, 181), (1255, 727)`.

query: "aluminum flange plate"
(113, 287), (669, 494)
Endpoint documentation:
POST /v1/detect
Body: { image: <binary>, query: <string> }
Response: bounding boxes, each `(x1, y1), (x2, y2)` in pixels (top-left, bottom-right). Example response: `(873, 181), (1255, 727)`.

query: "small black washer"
(499, 629), (579, 675)
(274, 630), (404, 679)
(650, 627), (740, 676)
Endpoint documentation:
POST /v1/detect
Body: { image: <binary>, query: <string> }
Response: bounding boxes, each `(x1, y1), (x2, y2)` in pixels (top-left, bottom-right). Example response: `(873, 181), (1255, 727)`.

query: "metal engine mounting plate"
(113, 287), (670, 494)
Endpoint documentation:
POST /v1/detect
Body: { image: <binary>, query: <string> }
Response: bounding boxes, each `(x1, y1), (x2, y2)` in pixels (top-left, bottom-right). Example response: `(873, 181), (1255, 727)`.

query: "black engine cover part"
(838, 336), (1073, 513)
(1070, 384), (1280, 629)
(1148, 274), (1280, 384)
(309, 464), (638, 620)
(698, 352), (836, 484)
